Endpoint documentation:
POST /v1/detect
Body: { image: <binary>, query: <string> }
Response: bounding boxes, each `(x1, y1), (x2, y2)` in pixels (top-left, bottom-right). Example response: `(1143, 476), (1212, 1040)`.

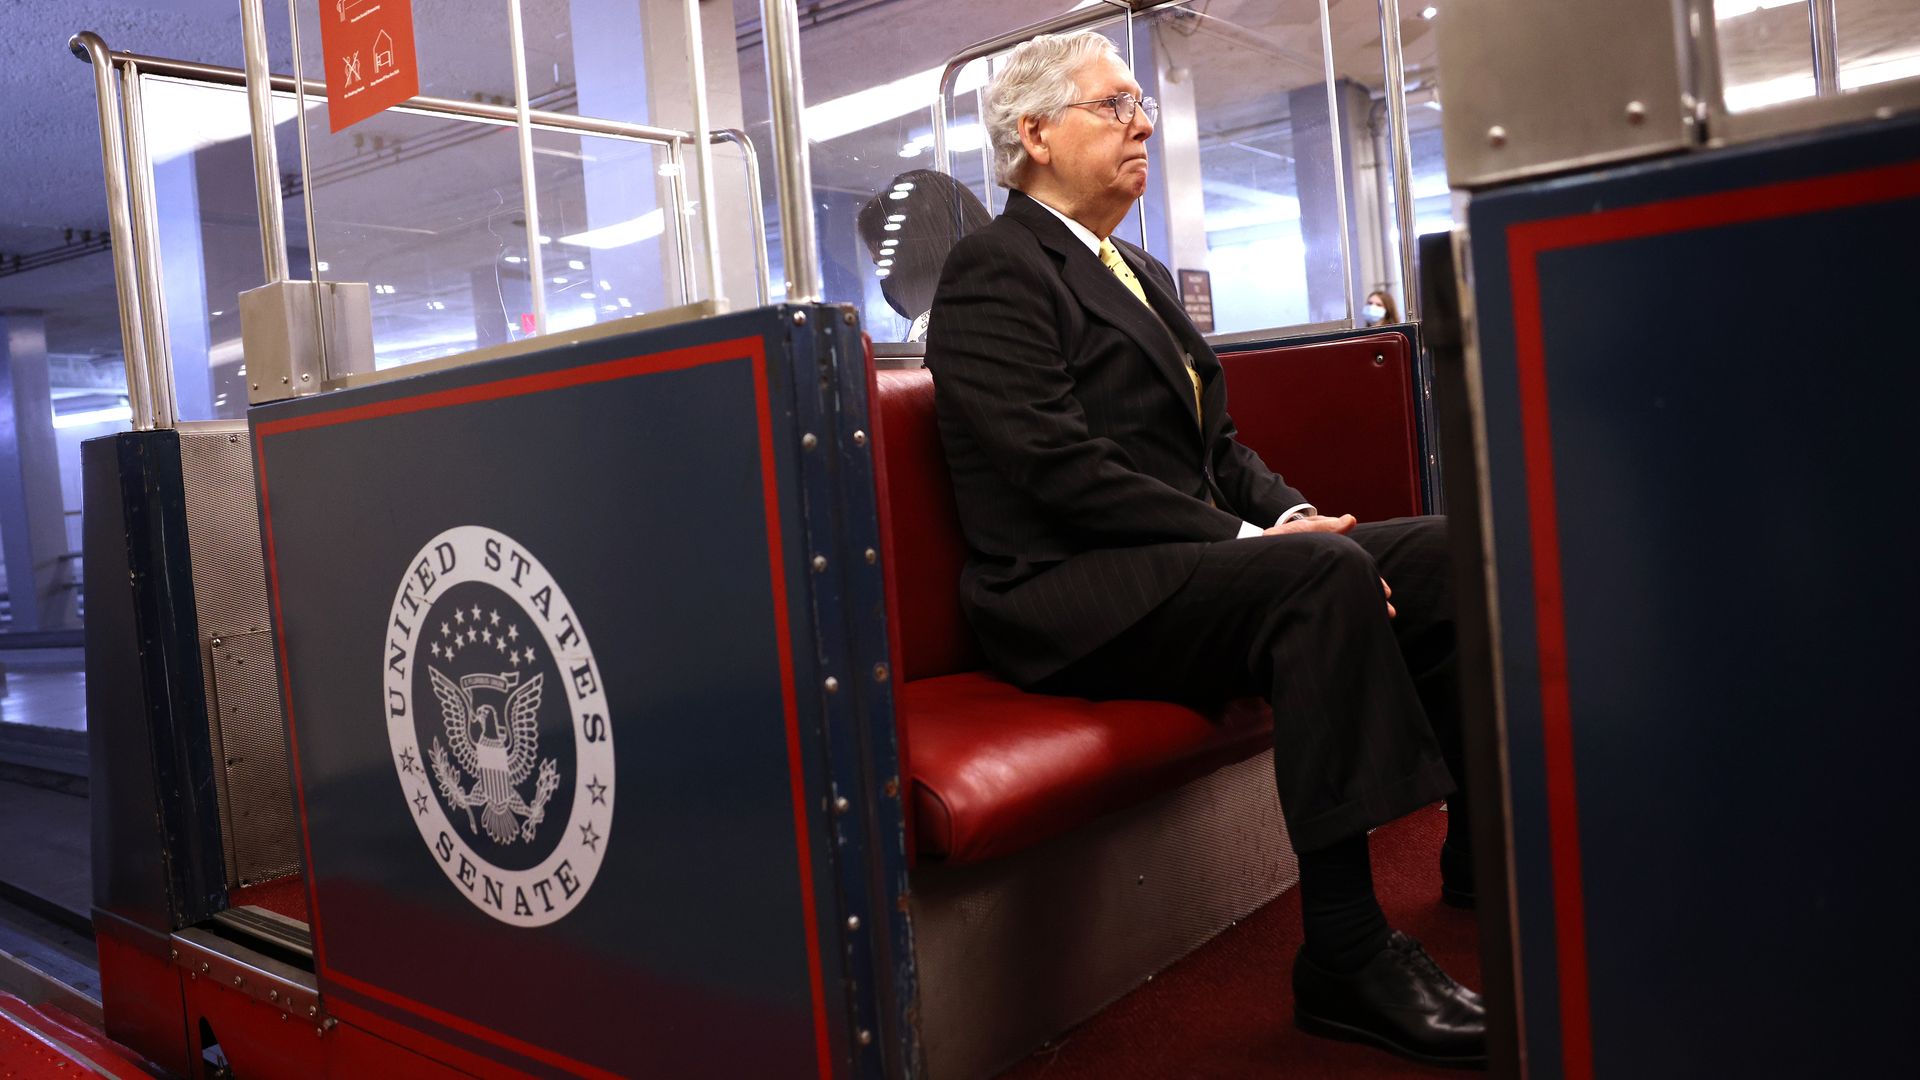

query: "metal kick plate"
(210, 630), (302, 886)
(1437, 0), (1696, 189)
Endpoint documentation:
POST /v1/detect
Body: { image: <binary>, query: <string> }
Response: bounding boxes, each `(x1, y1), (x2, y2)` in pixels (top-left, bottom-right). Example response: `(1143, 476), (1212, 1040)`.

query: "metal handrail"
(713, 129), (773, 305)
(1809, 0), (1840, 98)
(761, 0), (822, 302)
(1377, 0), (1418, 321)
(239, 0), (287, 284)
(68, 31), (155, 432)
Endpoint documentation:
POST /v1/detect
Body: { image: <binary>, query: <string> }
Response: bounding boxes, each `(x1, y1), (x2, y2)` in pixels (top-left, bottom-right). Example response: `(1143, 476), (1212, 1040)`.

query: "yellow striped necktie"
(1099, 238), (1202, 429)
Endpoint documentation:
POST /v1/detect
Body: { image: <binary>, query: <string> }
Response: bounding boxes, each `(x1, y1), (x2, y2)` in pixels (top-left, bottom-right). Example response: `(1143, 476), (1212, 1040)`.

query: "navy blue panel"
(1468, 115), (1920, 1078)
(253, 307), (850, 1076)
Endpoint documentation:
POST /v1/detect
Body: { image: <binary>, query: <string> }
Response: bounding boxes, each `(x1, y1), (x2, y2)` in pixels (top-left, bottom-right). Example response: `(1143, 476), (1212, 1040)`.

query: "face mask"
(1362, 302), (1387, 324)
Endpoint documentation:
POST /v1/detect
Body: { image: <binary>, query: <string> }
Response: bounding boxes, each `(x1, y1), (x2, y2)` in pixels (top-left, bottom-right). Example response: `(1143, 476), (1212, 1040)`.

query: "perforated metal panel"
(178, 425), (300, 888)
(912, 750), (1296, 1080)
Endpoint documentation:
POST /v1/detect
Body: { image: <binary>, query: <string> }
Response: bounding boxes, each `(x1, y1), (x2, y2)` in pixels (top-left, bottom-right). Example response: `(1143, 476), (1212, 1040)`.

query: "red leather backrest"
(1218, 333), (1425, 523)
(870, 368), (983, 681)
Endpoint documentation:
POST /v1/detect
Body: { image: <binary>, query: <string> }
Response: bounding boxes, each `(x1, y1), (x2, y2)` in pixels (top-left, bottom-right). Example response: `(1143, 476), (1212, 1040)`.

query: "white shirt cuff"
(1275, 502), (1317, 526)
(1236, 519), (1264, 539)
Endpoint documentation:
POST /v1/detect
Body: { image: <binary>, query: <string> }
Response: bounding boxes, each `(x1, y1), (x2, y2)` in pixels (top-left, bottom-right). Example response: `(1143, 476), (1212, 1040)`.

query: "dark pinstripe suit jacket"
(925, 189), (1308, 685)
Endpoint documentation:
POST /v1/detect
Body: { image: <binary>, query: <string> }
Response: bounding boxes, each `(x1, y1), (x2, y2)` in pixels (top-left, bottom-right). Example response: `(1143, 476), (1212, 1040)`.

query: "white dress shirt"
(1026, 194), (1316, 539)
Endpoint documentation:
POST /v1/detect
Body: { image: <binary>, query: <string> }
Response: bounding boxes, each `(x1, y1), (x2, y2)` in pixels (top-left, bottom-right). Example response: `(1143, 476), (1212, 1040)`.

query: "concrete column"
(1288, 77), (1373, 324)
(0, 313), (81, 631)
(1131, 21), (1208, 279)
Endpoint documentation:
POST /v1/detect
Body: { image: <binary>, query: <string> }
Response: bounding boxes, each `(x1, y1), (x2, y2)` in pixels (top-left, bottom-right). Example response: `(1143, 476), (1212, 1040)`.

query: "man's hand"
(1262, 514), (1394, 617)
(1263, 512), (1356, 537)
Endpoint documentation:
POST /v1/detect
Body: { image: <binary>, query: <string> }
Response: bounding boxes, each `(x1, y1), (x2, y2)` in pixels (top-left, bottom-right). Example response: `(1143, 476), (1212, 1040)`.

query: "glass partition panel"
(530, 130), (690, 332)
(1835, 0), (1920, 89)
(140, 75), (316, 421)
(1716, 1), (1824, 111)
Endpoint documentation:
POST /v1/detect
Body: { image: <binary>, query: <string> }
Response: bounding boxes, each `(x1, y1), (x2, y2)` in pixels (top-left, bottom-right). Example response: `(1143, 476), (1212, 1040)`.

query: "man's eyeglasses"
(1066, 92), (1159, 126)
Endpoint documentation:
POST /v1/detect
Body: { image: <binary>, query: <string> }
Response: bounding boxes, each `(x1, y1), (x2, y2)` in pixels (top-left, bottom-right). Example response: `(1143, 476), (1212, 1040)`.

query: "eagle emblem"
(427, 666), (561, 845)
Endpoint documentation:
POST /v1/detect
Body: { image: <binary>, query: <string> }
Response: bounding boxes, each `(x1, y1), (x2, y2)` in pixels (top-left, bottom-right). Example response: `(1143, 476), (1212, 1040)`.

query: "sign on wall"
(317, 0), (420, 132)
(1179, 268), (1215, 333)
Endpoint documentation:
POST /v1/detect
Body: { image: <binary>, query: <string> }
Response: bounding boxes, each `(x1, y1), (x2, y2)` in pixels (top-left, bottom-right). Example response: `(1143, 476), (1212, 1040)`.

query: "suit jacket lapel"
(1006, 192), (1201, 429)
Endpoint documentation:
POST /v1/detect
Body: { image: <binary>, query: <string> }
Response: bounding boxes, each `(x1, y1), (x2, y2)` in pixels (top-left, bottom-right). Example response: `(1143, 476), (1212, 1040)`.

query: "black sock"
(1444, 768), (1472, 856)
(1298, 833), (1390, 973)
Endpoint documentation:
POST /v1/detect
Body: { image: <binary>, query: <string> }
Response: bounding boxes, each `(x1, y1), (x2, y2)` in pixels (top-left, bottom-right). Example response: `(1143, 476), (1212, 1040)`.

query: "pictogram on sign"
(318, 0), (420, 133)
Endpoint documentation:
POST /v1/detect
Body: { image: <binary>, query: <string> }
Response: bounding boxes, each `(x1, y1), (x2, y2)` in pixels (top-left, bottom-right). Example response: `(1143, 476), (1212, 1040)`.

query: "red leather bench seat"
(903, 673), (1270, 863)
(870, 333), (1419, 867)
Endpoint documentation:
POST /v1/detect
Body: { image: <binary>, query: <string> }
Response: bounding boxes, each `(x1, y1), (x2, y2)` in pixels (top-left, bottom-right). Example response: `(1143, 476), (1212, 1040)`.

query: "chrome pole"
(714, 130), (772, 305)
(933, 96), (951, 179)
(1377, 0), (1419, 321)
(507, 0), (547, 334)
(1316, 0), (1356, 326)
(976, 84), (996, 214)
(69, 31), (154, 431)
(286, 0), (328, 378)
(760, 0), (822, 303)
(238, 0), (289, 283)
(684, 0), (725, 305)
(1809, 0), (1840, 98)
(119, 62), (178, 428)
(668, 142), (697, 305)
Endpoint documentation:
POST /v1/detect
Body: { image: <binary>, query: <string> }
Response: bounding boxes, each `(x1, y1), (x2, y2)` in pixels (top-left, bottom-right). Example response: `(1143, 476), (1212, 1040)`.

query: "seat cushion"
(903, 671), (1272, 864)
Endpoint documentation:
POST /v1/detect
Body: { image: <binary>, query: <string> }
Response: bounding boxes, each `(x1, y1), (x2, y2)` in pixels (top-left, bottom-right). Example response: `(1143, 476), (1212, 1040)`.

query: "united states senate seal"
(384, 525), (613, 926)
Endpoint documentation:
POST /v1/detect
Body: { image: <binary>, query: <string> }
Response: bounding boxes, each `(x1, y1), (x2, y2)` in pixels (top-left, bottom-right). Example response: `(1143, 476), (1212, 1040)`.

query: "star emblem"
(440, 621), (451, 637)
(507, 624), (520, 642)
(399, 748), (418, 774)
(523, 646), (537, 664)
(578, 822), (601, 853)
(468, 628), (480, 643)
(470, 604), (482, 621)
(489, 609), (502, 626)
(510, 650), (523, 667)
(430, 642), (443, 659)
(495, 637), (508, 653)
(455, 609), (466, 625)
(586, 776), (608, 805)
(482, 628), (493, 645)
(413, 790), (429, 815)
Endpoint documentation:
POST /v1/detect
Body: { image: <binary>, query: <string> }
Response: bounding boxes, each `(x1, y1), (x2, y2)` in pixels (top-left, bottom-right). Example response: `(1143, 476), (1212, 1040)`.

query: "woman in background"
(1363, 288), (1401, 326)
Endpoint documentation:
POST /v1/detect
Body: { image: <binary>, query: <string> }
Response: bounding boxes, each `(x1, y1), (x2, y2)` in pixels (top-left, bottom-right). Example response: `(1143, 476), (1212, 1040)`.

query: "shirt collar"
(1024, 193), (1104, 256)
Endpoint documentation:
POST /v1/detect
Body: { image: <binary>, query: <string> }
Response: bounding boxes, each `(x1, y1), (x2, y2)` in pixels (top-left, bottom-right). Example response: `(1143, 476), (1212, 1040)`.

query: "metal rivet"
(227, 434), (239, 444)
(200, 962), (210, 973)
(842, 310), (857, 325)
(801, 433), (818, 451)
(858, 1029), (873, 1046)
(1373, 353), (1385, 366)
(233, 975), (244, 987)
(308, 1006), (318, 1018)
(281, 375), (290, 384)
(847, 915), (861, 931)
(811, 555), (828, 573)
(315, 1026), (325, 1038)
(852, 430), (867, 447)
(300, 372), (311, 382)
(269, 990), (278, 1002)
(1625, 100), (1647, 125)
(1487, 125), (1507, 148)
(793, 310), (808, 326)
(873, 663), (889, 683)
(189, 971), (197, 980)
(251, 383), (260, 391)
(864, 548), (877, 564)
(833, 795), (850, 813)
(169, 948), (178, 961)
(883, 777), (899, 798)
(824, 676), (839, 694)
(1137, 875), (1145, 885)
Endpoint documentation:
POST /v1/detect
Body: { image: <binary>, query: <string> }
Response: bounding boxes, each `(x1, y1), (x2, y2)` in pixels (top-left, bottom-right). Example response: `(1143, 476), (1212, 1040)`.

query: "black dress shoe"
(1441, 840), (1476, 909)
(1293, 931), (1487, 1068)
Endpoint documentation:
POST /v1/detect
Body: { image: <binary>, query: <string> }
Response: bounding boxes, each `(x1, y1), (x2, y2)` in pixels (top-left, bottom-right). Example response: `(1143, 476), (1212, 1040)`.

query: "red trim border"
(1504, 159), (1920, 1080)
(254, 334), (833, 1078)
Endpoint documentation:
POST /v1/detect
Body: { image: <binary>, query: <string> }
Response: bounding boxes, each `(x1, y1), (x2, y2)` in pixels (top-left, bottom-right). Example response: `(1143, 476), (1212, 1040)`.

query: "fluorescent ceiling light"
(1713, 0), (1806, 17)
(899, 122), (986, 158)
(53, 404), (132, 429)
(806, 61), (991, 143)
(142, 77), (321, 165)
(559, 209), (667, 249)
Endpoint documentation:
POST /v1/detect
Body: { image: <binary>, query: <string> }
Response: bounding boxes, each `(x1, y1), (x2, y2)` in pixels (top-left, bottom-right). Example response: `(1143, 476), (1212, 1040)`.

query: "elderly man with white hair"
(923, 30), (1485, 1068)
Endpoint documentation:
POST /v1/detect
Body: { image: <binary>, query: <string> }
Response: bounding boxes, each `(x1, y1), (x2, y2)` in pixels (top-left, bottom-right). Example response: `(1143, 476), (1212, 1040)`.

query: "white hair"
(981, 31), (1123, 189)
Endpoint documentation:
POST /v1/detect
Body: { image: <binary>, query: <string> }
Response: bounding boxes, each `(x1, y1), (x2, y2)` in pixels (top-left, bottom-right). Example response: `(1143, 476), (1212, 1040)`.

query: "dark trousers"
(1033, 516), (1460, 853)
